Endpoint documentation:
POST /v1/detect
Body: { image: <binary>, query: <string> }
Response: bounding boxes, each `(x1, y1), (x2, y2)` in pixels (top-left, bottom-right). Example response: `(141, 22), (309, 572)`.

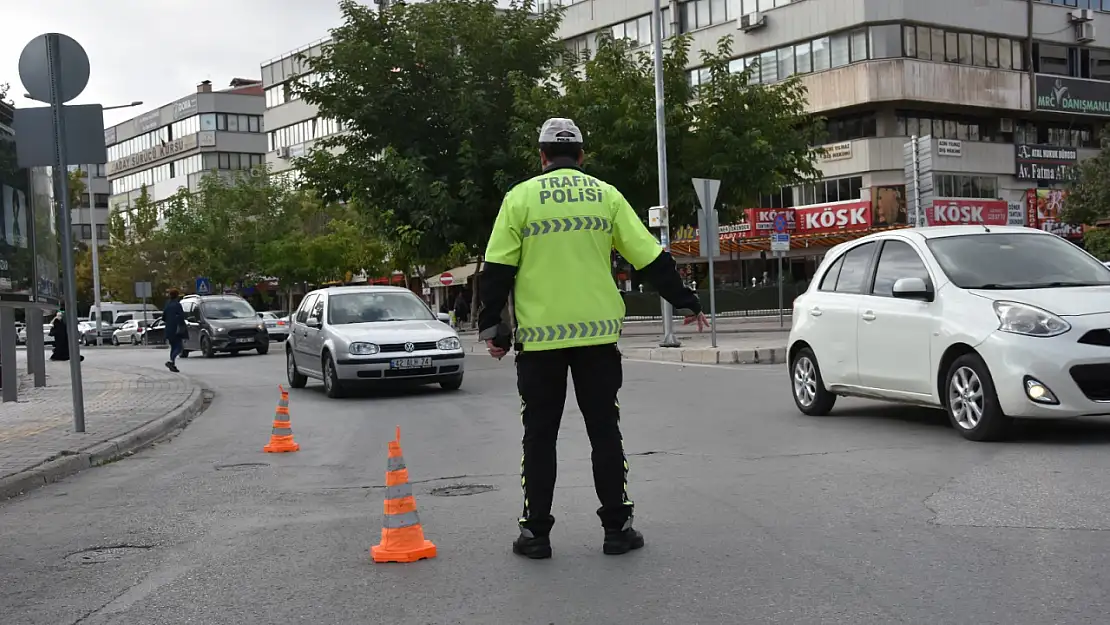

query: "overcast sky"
(1, 1), (354, 125)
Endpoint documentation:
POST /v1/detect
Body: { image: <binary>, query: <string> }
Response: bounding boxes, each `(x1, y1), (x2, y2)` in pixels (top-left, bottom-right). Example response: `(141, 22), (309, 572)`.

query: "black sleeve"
(638, 251), (702, 314)
(478, 261), (517, 338)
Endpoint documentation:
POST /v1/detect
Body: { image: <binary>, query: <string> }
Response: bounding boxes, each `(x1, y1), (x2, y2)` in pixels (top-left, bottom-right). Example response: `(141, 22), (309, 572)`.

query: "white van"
(87, 302), (161, 327)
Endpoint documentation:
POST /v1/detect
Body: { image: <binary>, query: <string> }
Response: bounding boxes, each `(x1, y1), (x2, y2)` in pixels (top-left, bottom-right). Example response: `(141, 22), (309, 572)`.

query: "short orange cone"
(263, 386), (300, 453)
(371, 426), (437, 563)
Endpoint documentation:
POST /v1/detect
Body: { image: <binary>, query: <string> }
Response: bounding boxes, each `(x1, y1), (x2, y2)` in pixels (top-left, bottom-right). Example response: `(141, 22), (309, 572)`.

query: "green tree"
(293, 0), (565, 317)
(1083, 227), (1110, 261)
(257, 189), (386, 311)
(99, 186), (172, 301)
(1064, 128), (1110, 227)
(514, 33), (824, 226)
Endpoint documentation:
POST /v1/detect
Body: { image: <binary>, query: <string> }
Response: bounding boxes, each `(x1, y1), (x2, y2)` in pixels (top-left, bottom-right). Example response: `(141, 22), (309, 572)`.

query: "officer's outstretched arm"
(610, 191), (702, 314)
(478, 192), (522, 340)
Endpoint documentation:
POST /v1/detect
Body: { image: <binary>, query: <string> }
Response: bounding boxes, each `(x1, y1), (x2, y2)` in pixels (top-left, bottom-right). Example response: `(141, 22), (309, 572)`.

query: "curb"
(620, 346), (787, 365)
(0, 384), (207, 501)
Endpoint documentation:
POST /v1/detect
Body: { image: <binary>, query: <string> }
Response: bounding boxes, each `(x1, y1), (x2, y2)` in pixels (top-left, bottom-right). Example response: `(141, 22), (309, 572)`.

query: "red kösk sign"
(740, 208), (796, 238)
(794, 200), (871, 234)
(439, 272), (454, 286)
(927, 199), (1008, 226)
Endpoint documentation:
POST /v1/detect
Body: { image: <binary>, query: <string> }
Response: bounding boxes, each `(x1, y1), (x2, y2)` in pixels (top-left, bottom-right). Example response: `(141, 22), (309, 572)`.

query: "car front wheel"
(440, 374), (463, 391)
(790, 347), (836, 416)
(945, 353), (1010, 442)
(257, 342), (269, 355)
(286, 350), (307, 388)
(201, 336), (216, 358)
(322, 354), (344, 398)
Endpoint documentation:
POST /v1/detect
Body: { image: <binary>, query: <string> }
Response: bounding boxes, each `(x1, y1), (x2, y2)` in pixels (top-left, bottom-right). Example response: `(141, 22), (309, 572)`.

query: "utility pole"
(652, 0), (680, 347)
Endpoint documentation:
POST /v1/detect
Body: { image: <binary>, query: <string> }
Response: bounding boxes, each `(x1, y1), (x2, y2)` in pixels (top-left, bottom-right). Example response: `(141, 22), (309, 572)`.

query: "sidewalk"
(0, 358), (205, 500)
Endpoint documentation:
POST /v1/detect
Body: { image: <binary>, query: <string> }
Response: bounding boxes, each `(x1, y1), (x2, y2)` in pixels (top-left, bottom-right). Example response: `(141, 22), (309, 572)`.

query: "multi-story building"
(260, 39), (347, 179)
(68, 164), (110, 246)
(552, 0), (1110, 278)
(104, 79), (267, 223)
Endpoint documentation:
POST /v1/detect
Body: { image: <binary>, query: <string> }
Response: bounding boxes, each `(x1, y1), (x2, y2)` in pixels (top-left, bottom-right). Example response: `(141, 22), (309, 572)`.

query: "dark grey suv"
(180, 295), (269, 358)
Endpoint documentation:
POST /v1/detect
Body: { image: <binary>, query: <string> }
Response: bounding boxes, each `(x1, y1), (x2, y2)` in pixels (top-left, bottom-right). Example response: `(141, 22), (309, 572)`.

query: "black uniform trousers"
(515, 342), (633, 535)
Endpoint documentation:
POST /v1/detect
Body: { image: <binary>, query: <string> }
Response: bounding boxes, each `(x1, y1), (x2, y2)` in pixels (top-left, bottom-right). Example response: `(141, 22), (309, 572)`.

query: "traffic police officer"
(478, 117), (708, 559)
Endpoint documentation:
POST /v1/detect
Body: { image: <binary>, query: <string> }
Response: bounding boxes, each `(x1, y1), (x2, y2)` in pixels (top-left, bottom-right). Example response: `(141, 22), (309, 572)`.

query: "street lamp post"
(85, 100), (141, 346)
(651, 0), (680, 347)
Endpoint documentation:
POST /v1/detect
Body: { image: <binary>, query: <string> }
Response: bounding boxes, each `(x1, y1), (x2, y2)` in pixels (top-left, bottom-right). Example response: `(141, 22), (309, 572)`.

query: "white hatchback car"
(788, 225), (1110, 441)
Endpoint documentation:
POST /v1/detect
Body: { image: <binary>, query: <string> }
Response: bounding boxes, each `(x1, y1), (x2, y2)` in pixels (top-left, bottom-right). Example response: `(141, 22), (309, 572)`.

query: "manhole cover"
(214, 462), (270, 471)
(65, 545), (153, 564)
(429, 484), (496, 497)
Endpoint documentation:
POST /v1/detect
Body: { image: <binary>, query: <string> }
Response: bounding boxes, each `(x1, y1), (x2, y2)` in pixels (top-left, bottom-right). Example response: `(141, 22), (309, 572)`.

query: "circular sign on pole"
(440, 272), (454, 286)
(19, 33), (90, 104)
(773, 213), (787, 234)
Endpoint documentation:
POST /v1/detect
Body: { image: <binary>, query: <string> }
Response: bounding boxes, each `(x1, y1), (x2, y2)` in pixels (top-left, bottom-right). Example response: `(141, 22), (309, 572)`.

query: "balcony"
(798, 58), (1030, 113)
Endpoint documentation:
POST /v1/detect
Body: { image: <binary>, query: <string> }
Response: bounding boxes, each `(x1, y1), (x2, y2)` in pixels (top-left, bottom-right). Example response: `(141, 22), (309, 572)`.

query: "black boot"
(512, 528), (552, 559)
(603, 524), (645, 555)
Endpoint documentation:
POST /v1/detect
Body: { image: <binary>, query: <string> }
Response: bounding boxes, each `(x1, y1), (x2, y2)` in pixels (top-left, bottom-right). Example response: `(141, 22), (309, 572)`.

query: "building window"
(778, 45), (794, 78)
(812, 37), (830, 71)
(610, 14), (652, 46)
(849, 28), (868, 63)
(758, 187), (795, 209)
(824, 114), (877, 143)
(798, 176), (863, 206)
(1037, 43), (1070, 75)
(830, 32), (850, 67)
(934, 174), (997, 199)
(679, 0), (730, 32)
(869, 24), (901, 59)
(94, 193), (109, 208)
(795, 41), (813, 72)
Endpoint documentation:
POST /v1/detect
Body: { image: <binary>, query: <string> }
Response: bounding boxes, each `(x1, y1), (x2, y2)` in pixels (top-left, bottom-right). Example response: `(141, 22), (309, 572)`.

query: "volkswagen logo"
(404, 342), (415, 353)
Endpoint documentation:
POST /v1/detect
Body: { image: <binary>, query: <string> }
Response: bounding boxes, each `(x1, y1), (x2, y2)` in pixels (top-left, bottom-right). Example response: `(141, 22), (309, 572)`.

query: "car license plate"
(390, 357), (432, 369)
(235, 337), (254, 344)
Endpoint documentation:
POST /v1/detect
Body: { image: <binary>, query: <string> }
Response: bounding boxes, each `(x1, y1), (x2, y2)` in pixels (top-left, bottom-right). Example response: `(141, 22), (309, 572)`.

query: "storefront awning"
(426, 262), (480, 288)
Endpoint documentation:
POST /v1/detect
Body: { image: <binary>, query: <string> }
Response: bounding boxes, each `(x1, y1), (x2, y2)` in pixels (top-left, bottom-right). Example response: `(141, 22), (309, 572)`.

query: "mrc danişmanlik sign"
(1035, 74), (1110, 116)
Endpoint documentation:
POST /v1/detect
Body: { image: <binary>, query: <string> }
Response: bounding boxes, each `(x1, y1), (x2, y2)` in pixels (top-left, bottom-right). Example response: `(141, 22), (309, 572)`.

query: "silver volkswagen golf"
(285, 285), (465, 398)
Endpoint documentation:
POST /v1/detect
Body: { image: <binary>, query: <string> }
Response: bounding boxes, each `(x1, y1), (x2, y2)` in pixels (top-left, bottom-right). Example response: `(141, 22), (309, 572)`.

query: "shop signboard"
(926, 199), (1009, 226)
(794, 200), (872, 234)
(1015, 143), (1078, 182)
(1025, 189), (1084, 239)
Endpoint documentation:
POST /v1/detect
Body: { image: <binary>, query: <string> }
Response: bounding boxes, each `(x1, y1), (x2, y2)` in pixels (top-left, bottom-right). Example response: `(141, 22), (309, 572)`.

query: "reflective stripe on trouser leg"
(616, 400), (633, 510)
(519, 397), (529, 524)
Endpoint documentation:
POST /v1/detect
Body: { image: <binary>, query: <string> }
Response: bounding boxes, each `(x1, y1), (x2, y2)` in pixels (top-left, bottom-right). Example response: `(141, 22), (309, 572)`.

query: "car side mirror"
(257, 312), (263, 318)
(437, 312), (451, 323)
(305, 317), (321, 328)
(892, 277), (933, 301)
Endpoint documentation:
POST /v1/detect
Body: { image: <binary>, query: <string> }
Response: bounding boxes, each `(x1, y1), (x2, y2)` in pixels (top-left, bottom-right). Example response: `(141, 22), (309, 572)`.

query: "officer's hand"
(486, 339), (507, 360)
(683, 312), (710, 332)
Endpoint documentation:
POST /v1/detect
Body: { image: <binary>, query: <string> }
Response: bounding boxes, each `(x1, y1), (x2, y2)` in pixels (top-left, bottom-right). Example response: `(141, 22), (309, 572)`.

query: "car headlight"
(349, 342), (380, 355)
(216, 327), (226, 333)
(993, 301), (1070, 337)
(257, 324), (264, 331)
(437, 336), (461, 351)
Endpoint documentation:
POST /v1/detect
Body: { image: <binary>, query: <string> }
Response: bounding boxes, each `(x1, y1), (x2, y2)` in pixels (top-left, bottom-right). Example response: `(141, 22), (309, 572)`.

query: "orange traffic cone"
(263, 386), (300, 453)
(371, 426), (436, 563)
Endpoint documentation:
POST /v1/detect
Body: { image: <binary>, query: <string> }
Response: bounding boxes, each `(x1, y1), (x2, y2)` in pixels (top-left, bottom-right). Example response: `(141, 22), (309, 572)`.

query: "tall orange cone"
(371, 426), (436, 563)
(263, 386), (300, 453)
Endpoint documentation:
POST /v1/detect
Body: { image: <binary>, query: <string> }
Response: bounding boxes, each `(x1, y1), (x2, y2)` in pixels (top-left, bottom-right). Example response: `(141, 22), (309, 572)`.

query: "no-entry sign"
(440, 272), (454, 286)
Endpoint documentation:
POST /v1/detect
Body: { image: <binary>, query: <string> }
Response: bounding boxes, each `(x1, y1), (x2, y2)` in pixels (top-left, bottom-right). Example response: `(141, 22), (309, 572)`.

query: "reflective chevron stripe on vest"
(520, 216), (612, 238)
(516, 319), (622, 344)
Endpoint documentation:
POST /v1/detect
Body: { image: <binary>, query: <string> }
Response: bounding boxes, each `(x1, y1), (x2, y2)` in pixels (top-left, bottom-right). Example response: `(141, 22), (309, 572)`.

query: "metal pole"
(46, 34), (85, 432)
(88, 165), (104, 346)
(910, 135), (921, 227)
(777, 253), (784, 328)
(652, 0), (679, 348)
(707, 248), (716, 348)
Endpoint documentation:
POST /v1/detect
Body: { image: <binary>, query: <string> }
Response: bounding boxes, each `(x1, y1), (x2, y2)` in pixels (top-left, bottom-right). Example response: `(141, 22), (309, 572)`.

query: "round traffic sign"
(19, 33), (90, 104)
(440, 272), (454, 286)
(773, 213), (787, 234)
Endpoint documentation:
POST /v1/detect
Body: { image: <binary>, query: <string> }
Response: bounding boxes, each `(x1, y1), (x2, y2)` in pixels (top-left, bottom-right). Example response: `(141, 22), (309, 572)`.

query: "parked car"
(180, 294), (268, 358)
(787, 225), (1110, 442)
(143, 318), (166, 345)
(111, 319), (149, 345)
(260, 311), (291, 341)
(81, 321), (116, 346)
(285, 286), (465, 398)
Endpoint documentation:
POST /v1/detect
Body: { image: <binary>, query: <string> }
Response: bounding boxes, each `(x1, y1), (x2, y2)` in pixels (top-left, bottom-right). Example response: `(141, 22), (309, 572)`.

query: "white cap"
(538, 117), (583, 144)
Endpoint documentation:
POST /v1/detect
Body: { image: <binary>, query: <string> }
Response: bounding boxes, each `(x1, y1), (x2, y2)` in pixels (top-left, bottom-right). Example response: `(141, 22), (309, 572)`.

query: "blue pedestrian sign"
(773, 213), (788, 234)
(195, 277), (211, 295)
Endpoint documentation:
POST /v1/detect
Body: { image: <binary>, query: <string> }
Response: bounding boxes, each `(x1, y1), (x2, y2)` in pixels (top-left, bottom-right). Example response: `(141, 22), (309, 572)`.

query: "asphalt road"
(3, 346), (1110, 624)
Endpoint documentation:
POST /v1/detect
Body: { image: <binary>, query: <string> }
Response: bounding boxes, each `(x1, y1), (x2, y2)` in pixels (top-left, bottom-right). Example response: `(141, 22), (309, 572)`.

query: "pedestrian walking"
(478, 117), (708, 559)
(48, 309), (84, 362)
(162, 289), (187, 373)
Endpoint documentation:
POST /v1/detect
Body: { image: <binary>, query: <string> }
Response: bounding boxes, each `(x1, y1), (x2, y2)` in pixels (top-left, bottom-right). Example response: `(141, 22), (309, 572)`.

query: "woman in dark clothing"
(453, 292), (469, 327)
(49, 311), (83, 362)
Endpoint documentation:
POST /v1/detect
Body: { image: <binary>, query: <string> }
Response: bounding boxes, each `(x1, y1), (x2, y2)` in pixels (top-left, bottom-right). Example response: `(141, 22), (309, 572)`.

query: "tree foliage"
(514, 33), (825, 226)
(294, 0), (565, 261)
(1064, 128), (1110, 227)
